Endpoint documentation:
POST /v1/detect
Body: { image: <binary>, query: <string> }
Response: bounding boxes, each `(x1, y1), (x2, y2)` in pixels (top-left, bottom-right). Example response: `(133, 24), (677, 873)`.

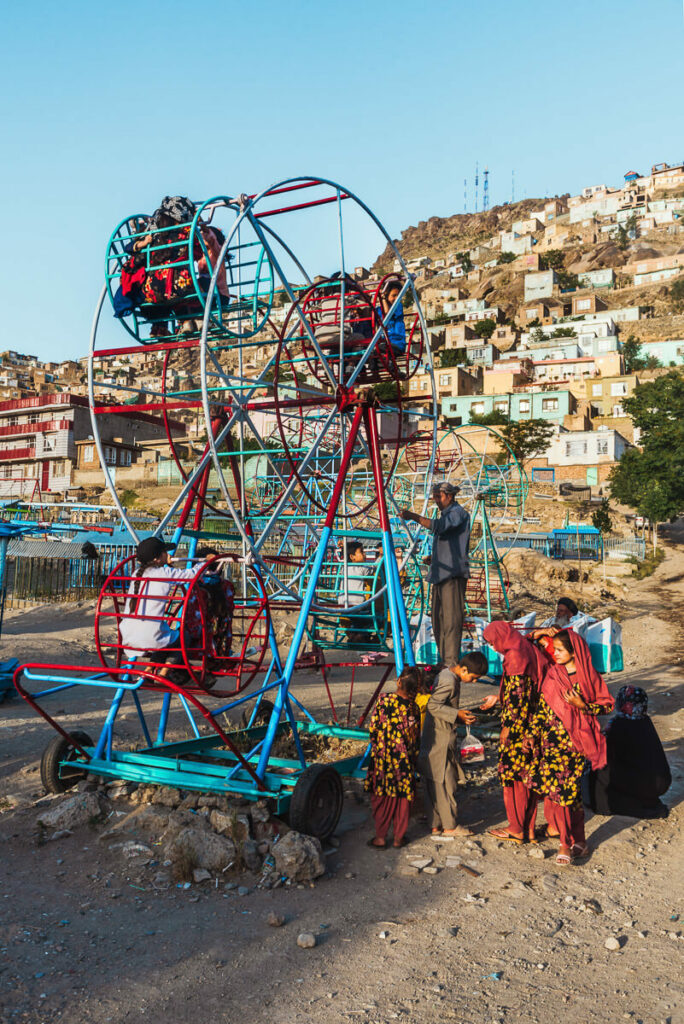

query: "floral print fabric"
(497, 673), (539, 787)
(530, 683), (603, 806)
(364, 693), (420, 799)
(615, 685), (648, 720)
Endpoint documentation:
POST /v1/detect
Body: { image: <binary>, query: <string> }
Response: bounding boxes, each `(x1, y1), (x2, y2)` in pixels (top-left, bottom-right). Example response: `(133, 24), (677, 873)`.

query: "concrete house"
(524, 270), (558, 301)
(577, 268), (615, 289)
(442, 389), (574, 426)
(572, 294), (607, 316)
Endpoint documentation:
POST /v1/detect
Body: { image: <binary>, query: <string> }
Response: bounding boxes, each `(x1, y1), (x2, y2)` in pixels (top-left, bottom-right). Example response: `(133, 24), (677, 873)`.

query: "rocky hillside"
(373, 197), (552, 274)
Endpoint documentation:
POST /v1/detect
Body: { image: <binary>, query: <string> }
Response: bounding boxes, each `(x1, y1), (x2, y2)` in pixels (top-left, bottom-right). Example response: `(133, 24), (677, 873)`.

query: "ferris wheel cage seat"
(94, 554), (271, 698)
(105, 199), (275, 343)
(280, 275), (421, 388)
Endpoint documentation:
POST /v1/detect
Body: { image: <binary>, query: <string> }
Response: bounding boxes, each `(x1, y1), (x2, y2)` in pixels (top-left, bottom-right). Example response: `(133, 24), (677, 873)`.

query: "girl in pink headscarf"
(531, 628), (614, 865)
(481, 621), (550, 844)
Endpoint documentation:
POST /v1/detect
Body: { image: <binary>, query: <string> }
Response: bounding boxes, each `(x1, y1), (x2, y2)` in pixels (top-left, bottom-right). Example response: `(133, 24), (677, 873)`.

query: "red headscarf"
(483, 621), (550, 689)
(541, 629), (614, 769)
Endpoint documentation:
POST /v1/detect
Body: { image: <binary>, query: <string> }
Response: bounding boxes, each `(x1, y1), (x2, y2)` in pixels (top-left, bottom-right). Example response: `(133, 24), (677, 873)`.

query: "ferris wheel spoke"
(246, 211), (338, 392)
(253, 404), (340, 555)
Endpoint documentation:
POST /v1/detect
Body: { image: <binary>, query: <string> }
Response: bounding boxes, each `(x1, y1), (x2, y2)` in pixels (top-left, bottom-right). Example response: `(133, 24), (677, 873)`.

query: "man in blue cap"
(401, 482), (471, 666)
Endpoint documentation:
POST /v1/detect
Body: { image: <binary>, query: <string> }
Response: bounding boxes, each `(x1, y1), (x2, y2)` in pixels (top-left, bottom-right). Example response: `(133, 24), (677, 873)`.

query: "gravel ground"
(1, 524), (683, 1024)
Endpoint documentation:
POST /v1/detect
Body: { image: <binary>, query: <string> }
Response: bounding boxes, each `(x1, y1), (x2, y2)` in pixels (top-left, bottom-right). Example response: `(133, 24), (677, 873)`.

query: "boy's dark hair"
(457, 651), (488, 676)
(397, 666), (424, 698)
(553, 629), (574, 655)
(346, 540), (364, 559)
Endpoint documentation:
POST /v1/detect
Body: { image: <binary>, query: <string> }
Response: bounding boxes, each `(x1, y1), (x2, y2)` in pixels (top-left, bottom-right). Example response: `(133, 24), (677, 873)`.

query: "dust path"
(1, 529), (683, 1024)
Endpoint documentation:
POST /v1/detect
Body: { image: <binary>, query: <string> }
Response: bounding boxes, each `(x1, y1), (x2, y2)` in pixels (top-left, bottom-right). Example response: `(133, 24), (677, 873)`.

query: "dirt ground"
(1, 526), (683, 1024)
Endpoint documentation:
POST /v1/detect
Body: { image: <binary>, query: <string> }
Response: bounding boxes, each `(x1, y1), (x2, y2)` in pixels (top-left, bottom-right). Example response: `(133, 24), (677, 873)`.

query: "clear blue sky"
(1, 0), (683, 363)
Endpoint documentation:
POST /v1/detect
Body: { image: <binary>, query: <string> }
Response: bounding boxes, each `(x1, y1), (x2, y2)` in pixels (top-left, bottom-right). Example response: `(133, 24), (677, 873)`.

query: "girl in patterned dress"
(532, 629), (614, 865)
(482, 622), (550, 844)
(365, 667), (423, 849)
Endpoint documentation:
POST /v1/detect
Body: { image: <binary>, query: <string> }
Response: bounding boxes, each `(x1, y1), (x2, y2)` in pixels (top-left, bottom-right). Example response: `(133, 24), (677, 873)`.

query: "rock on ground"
(163, 828), (236, 873)
(36, 791), (108, 831)
(273, 831), (325, 882)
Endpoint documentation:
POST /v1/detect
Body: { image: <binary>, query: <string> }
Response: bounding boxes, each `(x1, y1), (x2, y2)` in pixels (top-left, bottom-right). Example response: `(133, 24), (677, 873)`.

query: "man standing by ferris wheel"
(400, 482), (471, 666)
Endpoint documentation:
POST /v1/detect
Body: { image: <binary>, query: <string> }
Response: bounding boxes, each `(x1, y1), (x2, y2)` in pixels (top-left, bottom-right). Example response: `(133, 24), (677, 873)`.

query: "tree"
(498, 251), (517, 265)
(530, 327), (546, 343)
(591, 499), (613, 535)
(441, 348), (468, 367)
(526, 317), (541, 329)
(556, 269), (580, 291)
(622, 335), (646, 372)
(609, 372), (684, 541)
(670, 278), (684, 313)
(549, 326), (577, 338)
(469, 411), (507, 426)
(541, 250), (566, 271)
(456, 251), (473, 273)
(432, 311), (451, 325)
(472, 318), (496, 340)
(498, 419), (555, 465)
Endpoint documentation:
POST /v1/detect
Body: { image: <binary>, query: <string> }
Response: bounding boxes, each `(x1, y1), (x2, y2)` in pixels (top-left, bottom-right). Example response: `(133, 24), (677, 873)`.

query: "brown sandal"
(488, 828), (523, 844)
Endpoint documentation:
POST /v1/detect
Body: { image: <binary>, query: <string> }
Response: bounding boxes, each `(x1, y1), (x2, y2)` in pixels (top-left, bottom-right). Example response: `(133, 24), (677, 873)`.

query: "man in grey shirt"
(401, 482), (471, 666)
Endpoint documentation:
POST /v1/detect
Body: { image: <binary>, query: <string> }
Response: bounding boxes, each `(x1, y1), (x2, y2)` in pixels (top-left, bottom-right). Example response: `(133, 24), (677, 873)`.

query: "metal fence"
(496, 534), (647, 561)
(2, 545), (136, 608)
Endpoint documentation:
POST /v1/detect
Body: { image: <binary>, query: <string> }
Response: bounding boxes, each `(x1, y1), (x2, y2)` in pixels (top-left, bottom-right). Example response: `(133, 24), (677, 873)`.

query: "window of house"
(576, 299), (591, 311)
(565, 439), (588, 456)
(525, 309), (538, 319)
(592, 384), (602, 396)
(610, 382), (627, 396)
(519, 399), (531, 413)
(471, 349), (484, 360)
(104, 447), (116, 466)
(420, 380), (429, 391)
(83, 444), (94, 462)
(439, 374), (451, 386)
(596, 439), (609, 455)
(542, 398), (559, 411)
(612, 404), (624, 416)
(122, 450), (132, 467)
(470, 402), (485, 415)
(494, 401), (507, 413)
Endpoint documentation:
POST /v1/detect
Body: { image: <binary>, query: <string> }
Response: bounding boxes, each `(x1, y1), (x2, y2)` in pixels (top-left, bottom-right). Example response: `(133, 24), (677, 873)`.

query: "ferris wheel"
(89, 178), (438, 636)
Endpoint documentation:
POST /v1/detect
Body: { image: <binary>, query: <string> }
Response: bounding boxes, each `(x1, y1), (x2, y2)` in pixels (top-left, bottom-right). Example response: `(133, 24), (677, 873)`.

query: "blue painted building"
(637, 340), (684, 366)
(442, 389), (574, 425)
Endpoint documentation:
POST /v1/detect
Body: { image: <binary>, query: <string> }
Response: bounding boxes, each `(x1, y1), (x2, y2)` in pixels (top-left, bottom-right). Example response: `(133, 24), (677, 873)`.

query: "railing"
(497, 533), (646, 561)
(0, 418), (72, 439)
(0, 446), (36, 461)
(604, 537), (646, 559)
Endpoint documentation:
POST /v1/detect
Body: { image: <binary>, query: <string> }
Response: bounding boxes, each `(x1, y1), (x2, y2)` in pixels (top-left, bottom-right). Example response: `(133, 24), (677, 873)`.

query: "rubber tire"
(40, 731), (94, 794)
(288, 764), (344, 841)
(240, 699), (276, 730)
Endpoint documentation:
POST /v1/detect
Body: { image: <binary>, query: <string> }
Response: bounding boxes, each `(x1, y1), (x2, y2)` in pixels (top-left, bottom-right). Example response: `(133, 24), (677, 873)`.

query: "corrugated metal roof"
(7, 539), (83, 558)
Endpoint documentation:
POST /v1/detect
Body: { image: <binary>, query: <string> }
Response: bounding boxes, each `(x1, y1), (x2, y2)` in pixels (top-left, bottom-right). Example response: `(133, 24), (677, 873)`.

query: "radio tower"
(483, 166), (490, 212)
(474, 162), (479, 212)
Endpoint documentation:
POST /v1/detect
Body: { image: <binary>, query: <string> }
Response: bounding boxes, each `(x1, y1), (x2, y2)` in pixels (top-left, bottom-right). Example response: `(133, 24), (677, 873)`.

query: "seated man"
(541, 595), (578, 629)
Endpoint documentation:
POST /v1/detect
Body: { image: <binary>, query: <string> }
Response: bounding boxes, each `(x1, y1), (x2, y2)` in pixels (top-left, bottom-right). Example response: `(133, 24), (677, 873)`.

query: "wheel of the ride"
(94, 554), (271, 696)
(272, 277), (403, 519)
(40, 731), (94, 794)
(288, 764), (344, 840)
(240, 698), (276, 729)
